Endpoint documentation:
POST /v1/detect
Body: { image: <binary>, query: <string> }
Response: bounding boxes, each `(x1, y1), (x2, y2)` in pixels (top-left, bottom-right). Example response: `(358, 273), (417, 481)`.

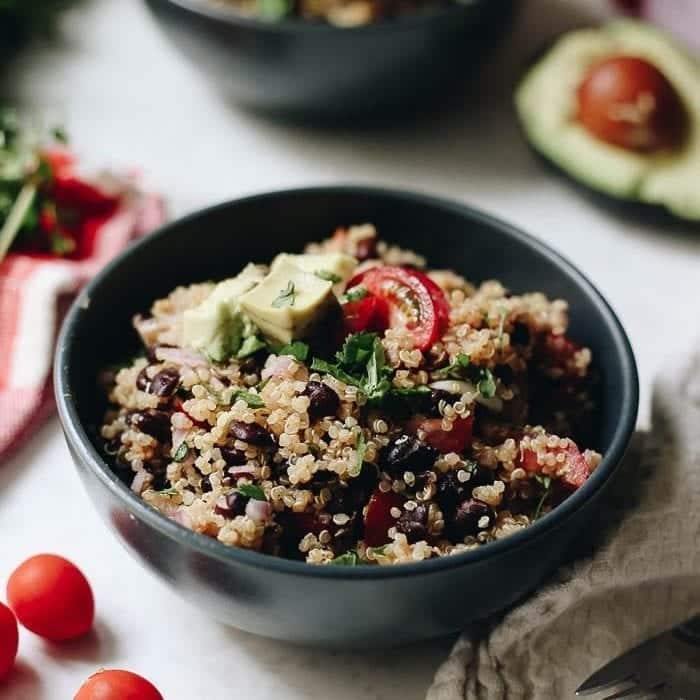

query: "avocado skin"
(527, 142), (700, 231)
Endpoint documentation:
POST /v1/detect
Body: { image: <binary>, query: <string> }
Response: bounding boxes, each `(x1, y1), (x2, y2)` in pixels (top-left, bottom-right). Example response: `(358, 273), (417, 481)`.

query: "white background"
(2, 0), (700, 697)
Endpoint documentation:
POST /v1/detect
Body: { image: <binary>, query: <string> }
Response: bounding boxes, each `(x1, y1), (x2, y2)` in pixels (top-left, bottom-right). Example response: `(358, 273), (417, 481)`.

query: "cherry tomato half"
(75, 669), (163, 700)
(410, 415), (474, 454)
(348, 267), (449, 350)
(7, 554), (94, 642)
(341, 294), (388, 334)
(363, 489), (405, 547)
(577, 55), (687, 152)
(519, 441), (590, 491)
(0, 602), (18, 681)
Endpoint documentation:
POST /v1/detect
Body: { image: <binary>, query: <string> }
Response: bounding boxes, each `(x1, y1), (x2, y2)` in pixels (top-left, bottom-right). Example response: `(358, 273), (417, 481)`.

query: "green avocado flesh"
(515, 20), (700, 222)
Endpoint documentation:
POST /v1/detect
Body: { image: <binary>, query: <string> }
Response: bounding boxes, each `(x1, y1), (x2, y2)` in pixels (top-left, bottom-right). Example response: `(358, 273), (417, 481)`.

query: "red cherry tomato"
(7, 554), (94, 642)
(51, 174), (119, 215)
(410, 415), (474, 454)
(348, 267), (449, 350)
(75, 669), (163, 700)
(0, 602), (18, 681)
(577, 55), (687, 152)
(341, 294), (388, 334)
(363, 489), (405, 547)
(519, 441), (590, 491)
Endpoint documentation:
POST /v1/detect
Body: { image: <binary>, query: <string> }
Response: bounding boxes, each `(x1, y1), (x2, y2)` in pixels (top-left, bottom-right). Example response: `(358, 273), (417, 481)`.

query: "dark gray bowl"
(55, 187), (638, 648)
(143, 0), (520, 119)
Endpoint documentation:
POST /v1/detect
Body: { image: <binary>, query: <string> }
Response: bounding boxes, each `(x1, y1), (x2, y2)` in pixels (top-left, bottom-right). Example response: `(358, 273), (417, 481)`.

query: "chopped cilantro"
(477, 368), (497, 399)
(236, 483), (266, 500)
(433, 353), (471, 379)
(310, 357), (361, 387)
(271, 280), (296, 308)
(329, 551), (360, 566)
(314, 269), (342, 283)
(336, 331), (377, 371)
(172, 442), (189, 462)
(278, 341), (309, 362)
(230, 389), (265, 409)
(256, 0), (291, 19)
(342, 285), (369, 303)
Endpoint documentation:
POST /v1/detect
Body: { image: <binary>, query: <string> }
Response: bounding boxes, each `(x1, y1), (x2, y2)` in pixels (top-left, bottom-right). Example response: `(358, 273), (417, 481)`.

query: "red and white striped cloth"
(0, 173), (164, 464)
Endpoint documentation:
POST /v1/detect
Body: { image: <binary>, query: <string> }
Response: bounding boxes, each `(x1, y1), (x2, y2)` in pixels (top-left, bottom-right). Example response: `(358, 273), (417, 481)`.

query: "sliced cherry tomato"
(0, 602), (18, 681)
(75, 669), (163, 700)
(341, 294), (388, 334)
(577, 55), (687, 152)
(537, 332), (584, 375)
(348, 266), (448, 350)
(363, 488), (405, 547)
(410, 415), (474, 454)
(519, 441), (590, 491)
(7, 554), (94, 642)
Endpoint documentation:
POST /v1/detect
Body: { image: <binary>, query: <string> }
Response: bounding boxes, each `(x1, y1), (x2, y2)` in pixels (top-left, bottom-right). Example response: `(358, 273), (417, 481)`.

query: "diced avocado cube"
(239, 259), (336, 344)
(271, 252), (357, 284)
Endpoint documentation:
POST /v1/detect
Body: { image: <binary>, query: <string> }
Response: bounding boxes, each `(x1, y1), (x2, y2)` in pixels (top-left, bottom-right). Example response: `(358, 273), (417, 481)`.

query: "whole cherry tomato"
(74, 669), (163, 700)
(577, 55), (687, 152)
(7, 554), (94, 642)
(0, 602), (18, 681)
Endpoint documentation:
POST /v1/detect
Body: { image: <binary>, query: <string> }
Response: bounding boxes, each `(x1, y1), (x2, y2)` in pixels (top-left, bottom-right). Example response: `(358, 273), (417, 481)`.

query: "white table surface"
(3, 0), (700, 697)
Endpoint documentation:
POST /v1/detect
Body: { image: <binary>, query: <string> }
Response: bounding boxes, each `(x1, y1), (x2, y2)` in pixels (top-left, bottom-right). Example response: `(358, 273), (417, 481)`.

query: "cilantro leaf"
(310, 357), (360, 387)
(314, 269), (342, 283)
(433, 353), (471, 379)
(278, 341), (309, 362)
(271, 280), (296, 308)
(230, 389), (265, 408)
(329, 551), (360, 566)
(156, 487), (179, 496)
(172, 442), (189, 462)
(236, 483), (266, 500)
(336, 331), (377, 371)
(477, 368), (497, 399)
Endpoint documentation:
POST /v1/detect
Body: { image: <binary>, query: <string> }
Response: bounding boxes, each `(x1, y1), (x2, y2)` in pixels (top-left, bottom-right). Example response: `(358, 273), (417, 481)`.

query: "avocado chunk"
(182, 264), (266, 361)
(239, 259), (337, 344)
(515, 20), (700, 221)
(271, 252), (358, 283)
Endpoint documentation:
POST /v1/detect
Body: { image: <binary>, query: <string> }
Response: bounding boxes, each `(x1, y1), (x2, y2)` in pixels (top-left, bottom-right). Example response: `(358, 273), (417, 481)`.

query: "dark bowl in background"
(55, 187), (638, 648)
(143, 0), (520, 120)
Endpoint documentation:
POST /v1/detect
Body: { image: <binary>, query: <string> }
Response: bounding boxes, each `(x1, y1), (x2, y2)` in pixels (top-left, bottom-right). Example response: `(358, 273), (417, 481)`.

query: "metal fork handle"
(674, 616), (700, 645)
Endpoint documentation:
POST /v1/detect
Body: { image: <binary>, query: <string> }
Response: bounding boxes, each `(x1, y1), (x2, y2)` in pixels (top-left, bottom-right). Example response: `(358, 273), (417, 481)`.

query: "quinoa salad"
(99, 225), (601, 566)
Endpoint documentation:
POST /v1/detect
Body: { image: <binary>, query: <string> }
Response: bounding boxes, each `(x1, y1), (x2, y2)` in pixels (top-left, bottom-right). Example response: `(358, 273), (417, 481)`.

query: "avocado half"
(515, 20), (700, 222)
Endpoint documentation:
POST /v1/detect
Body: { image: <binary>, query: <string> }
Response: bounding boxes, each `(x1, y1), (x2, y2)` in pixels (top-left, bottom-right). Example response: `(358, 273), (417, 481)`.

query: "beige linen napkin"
(428, 354), (700, 699)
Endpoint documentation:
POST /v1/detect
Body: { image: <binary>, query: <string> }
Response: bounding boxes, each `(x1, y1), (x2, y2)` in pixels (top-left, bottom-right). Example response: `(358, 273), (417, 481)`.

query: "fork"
(576, 616), (700, 699)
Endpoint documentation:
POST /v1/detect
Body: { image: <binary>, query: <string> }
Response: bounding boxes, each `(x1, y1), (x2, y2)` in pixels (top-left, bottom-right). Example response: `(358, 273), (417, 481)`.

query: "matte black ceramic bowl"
(143, 0), (519, 119)
(55, 187), (638, 648)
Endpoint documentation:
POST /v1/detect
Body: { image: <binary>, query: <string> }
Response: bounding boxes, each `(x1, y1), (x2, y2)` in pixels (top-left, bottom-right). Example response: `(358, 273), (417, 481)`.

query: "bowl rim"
(149, 0), (495, 35)
(55, 185), (639, 580)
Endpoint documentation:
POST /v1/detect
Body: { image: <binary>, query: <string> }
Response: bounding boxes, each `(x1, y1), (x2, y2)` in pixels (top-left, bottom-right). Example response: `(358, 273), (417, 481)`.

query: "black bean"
(511, 322), (530, 346)
(104, 438), (121, 456)
(469, 463), (496, 488)
(448, 499), (493, 541)
(395, 504), (430, 544)
(215, 491), (249, 518)
(381, 435), (437, 477)
(355, 236), (377, 262)
(303, 381), (340, 421)
(220, 447), (247, 465)
(151, 473), (169, 491)
(200, 475), (213, 493)
(429, 389), (456, 417)
(136, 368), (150, 391)
(494, 364), (514, 386)
(435, 471), (463, 516)
(229, 420), (273, 446)
(149, 367), (180, 397)
(131, 410), (171, 442)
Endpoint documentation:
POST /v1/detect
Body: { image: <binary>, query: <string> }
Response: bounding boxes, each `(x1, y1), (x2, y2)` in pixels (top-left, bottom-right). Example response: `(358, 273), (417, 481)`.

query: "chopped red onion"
(245, 499), (271, 522)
